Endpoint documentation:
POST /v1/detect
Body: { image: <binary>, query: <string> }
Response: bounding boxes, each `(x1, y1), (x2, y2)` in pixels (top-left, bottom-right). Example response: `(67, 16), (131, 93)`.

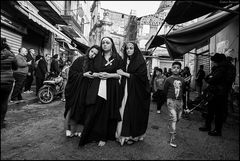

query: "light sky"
(100, 1), (161, 17)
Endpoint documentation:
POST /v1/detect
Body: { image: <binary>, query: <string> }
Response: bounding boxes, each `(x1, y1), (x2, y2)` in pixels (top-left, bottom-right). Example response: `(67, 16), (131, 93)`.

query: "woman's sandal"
(98, 141), (106, 147)
(126, 139), (134, 145)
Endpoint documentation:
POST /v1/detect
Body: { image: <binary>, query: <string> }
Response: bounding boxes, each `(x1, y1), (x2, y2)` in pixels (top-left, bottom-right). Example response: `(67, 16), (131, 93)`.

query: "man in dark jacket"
(199, 53), (229, 136)
(1, 38), (18, 128)
(24, 48), (36, 93)
(35, 54), (51, 95)
(50, 54), (60, 77)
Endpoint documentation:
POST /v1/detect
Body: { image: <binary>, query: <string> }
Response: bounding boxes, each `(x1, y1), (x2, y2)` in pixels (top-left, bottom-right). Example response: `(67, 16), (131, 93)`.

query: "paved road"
(1, 100), (239, 160)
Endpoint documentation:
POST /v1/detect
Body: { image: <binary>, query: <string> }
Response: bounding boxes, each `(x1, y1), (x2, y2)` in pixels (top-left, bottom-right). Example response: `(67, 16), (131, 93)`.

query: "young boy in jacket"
(164, 61), (185, 148)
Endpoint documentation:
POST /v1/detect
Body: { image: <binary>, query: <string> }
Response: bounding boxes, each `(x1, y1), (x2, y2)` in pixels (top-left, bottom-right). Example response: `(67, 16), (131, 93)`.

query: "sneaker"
(169, 135), (177, 148)
(66, 130), (74, 137)
(98, 141), (106, 147)
(157, 110), (161, 114)
(74, 132), (81, 137)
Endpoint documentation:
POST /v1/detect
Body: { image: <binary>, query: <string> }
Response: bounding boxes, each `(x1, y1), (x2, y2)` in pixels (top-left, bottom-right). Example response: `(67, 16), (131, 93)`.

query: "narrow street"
(1, 99), (239, 160)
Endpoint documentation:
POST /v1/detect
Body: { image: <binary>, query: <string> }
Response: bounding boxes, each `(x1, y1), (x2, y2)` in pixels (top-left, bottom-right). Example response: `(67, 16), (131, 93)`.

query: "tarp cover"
(165, 1), (235, 25)
(147, 5), (239, 59)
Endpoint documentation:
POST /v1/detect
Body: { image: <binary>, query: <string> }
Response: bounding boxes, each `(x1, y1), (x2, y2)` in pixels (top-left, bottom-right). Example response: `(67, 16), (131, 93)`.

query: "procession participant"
(79, 37), (124, 147)
(64, 45), (100, 137)
(115, 42), (151, 146)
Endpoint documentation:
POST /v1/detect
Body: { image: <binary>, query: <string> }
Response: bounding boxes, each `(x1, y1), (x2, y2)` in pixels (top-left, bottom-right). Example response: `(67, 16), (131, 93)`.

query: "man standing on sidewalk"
(24, 48), (35, 94)
(10, 47), (29, 102)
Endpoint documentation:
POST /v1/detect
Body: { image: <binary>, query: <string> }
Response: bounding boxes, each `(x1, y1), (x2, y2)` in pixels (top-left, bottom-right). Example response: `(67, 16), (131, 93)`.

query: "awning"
(55, 38), (77, 50)
(59, 25), (80, 38)
(146, 5), (239, 59)
(17, 1), (71, 43)
(28, 12), (71, 43)
(165, 1), (237, 25)
(71, 39), (89, 54)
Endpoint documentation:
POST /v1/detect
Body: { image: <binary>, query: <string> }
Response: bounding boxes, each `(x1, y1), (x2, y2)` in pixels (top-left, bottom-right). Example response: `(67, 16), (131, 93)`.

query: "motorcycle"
(38, 75), (64, 104)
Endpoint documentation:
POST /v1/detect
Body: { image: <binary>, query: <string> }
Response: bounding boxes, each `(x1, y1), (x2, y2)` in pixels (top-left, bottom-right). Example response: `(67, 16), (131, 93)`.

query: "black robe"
(79, 53), (124, 146)
(120, 51), (151, 138)
(64, 56), (92, 125)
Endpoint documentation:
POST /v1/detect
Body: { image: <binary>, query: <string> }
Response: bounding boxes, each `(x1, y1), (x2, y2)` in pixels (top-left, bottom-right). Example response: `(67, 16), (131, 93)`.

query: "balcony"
(61, 10), (83, 35)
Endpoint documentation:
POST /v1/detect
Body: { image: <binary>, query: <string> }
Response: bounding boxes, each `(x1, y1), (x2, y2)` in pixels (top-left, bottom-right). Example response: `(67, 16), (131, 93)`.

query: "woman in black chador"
(79, 37), (124, 147)
(115, 42), (151, 146)
(64, 45), (100, 137)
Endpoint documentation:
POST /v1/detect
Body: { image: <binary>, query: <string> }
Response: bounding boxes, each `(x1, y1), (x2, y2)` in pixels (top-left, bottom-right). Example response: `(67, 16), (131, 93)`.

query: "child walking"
(153, 67), (166, 114)
(164, 61), (185, 148)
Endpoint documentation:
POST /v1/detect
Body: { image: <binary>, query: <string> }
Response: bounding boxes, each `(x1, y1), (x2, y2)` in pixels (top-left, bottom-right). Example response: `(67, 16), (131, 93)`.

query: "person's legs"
(61, 79), (67, 101)
(24, 74), (33, 92)
(36, 77), (44, 95)
(167, 98), (178, 147)
(199, 100), (214, 131)
(209, 96), (226, 136)
(18, 74), (27, 100)
(11, 73), (23, 101)
(1, 84), (13, 127)
(158, 90), (166, 111)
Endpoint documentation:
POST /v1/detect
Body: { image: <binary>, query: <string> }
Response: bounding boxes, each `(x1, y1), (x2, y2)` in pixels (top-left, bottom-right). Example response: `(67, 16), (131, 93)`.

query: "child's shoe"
(169, 134), (177, 148)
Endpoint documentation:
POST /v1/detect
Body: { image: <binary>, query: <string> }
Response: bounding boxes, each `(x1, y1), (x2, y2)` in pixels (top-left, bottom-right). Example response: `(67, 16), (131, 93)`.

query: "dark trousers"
(196, 82), (203, 97)
(36, 77), (44, 95)
(205, 95), (227, 133)
(155, 89), (166, 110)
(183, 90), (190, 110)
(11, 72), (27, 101)
(24, 73), (33, 91)
(1, 83), (13, 124)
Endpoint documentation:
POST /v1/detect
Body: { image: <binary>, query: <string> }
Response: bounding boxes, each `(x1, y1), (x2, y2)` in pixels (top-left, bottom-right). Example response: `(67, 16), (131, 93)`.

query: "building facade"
(89, 1), (130, 54)
(1, 1), (91, 63)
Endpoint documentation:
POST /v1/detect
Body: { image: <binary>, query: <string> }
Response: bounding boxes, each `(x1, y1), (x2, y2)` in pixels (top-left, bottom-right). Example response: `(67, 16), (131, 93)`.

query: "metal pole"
(166, 25), (175, 36)
(155, 19), (166, 37)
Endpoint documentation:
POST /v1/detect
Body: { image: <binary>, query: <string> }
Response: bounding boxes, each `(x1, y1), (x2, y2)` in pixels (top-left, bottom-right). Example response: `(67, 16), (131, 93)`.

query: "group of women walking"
(64, 37), (151, 147)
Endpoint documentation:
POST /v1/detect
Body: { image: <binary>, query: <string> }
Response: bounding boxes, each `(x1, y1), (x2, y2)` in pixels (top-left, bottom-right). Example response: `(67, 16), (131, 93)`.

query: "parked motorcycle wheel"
(38, 88), (54, 104)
